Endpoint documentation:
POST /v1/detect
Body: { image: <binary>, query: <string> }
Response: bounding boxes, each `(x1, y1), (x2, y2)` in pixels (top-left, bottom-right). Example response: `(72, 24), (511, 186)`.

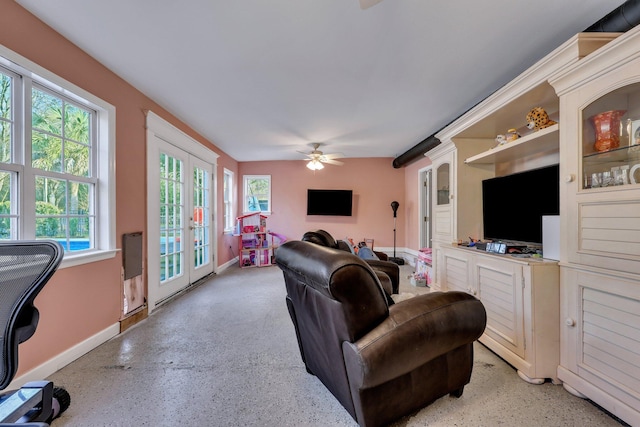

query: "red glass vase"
(591, 110), (626, 152)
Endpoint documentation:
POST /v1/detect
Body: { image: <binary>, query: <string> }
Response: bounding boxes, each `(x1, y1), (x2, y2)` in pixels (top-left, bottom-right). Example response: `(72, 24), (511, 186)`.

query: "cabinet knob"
(565, 174), (575, 183)
(565, 318), (575, 327)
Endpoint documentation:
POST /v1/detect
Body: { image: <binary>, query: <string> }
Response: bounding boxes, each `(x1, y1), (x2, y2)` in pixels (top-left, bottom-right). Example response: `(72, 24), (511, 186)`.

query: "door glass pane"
(160, 152), (184, 282)
(581, 83), (640, 189)
(193, 165), (210, 269)
(437, 164), (450, 205)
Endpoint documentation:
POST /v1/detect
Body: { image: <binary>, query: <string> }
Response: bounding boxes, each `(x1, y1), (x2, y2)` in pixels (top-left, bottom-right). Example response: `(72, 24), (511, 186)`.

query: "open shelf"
(465, 124), (559, 165)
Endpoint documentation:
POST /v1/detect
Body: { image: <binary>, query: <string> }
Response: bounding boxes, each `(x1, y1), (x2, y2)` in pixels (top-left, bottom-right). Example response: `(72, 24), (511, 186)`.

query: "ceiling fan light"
(307, 160), (324, 170)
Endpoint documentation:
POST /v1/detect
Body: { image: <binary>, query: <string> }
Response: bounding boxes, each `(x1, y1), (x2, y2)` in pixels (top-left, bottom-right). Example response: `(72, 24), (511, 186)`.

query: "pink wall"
(238, 158), (406, 249)
(1, 3), (239, 376)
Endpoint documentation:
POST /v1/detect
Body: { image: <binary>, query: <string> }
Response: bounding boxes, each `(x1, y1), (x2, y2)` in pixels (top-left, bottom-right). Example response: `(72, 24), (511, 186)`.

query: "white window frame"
(223, 168), (234, 233)
(243, 175), (271, 214)
(0, 45), (116, 268)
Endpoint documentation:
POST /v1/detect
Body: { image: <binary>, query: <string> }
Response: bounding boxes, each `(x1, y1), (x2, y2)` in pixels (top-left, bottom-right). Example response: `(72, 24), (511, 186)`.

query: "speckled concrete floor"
(47, 263), (627, 427)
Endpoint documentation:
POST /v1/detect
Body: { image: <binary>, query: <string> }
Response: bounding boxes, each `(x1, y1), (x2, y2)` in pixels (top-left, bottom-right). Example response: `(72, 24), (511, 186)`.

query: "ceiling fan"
(358, 0), (384, 9)
(298, 143), (344, 170)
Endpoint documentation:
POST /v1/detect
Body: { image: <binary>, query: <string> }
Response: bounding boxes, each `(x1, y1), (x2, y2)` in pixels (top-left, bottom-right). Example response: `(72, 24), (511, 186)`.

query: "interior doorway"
(419, 168), (432, 249)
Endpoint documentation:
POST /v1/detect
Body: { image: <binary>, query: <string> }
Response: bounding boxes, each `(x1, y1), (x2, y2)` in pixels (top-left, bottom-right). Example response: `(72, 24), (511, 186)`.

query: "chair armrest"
(342, 291), (486, 389)
(373, 270), (393, 297)
(364, 260), (399, 293)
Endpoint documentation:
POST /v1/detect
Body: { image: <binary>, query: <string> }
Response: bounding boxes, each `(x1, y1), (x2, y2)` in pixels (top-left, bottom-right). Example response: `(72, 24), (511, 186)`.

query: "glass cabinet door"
(582, 82), (640, 189)
(436, 163), (450, 205)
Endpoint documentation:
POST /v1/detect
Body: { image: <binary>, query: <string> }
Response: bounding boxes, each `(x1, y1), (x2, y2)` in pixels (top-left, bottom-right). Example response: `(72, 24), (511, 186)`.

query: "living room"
(1, 1), (639, 426)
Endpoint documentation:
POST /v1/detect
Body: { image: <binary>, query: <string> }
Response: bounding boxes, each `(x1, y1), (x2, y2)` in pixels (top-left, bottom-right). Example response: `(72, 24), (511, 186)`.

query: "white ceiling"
(17, 0), (626, 163)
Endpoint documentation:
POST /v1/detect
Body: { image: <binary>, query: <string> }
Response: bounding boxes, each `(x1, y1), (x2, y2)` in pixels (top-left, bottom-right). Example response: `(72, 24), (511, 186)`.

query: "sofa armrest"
(342, 291), (486, 389)
(364, 260), (399, 294)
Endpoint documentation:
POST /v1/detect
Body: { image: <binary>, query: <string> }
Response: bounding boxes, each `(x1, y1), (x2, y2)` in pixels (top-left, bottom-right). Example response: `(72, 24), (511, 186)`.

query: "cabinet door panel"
(570, 199), (640, 274)
(442, 251), (469, 293)
(434, 208), (452, 239)
(562, 269), (640, 411)
(475, 258), (524, 358)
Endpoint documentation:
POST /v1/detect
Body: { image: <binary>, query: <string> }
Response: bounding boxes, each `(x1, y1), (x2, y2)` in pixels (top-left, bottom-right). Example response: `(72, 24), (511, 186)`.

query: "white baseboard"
(8, 323), (120, 390)
(377, 246), (411, 261)
(217, 256), (238, 273)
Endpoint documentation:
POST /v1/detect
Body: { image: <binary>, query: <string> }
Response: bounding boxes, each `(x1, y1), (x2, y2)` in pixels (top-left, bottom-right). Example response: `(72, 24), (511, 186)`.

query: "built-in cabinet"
(428, 139), (494, 291)
(549, 26), (640, 426)
(424, 30), (640, 425)
(442, 246), (560, 384)
(429, 33), (618, 258)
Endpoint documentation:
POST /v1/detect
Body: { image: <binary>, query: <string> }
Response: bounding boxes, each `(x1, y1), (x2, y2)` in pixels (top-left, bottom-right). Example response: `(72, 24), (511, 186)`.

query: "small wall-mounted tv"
(307, 189), (353, 216)
(482, 164), (559, 244)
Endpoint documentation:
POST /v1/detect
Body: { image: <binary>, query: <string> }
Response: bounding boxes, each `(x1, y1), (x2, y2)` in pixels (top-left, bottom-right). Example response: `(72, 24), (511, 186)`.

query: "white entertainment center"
(441, 245), (560, 384)
(426, 28), (640, 426)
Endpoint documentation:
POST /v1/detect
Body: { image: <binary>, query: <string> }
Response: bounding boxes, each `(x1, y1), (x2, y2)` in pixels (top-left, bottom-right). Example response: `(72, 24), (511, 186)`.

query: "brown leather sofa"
(301, 229), (400, 294)
(276, 240), (487, 427)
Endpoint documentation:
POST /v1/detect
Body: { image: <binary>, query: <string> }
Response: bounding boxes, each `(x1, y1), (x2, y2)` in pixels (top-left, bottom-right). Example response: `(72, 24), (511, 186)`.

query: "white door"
(147, 135), (215, 310)
(157, 142), (188, 297)
(189, 156), (214, 280)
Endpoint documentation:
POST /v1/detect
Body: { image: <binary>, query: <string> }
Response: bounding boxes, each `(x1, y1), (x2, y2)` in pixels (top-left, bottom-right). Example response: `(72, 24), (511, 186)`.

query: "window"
(243, 175), (270, 213)
(31, 86), (95, 251)
(223, 168), (234, 232)
(0, 47), (115, 265)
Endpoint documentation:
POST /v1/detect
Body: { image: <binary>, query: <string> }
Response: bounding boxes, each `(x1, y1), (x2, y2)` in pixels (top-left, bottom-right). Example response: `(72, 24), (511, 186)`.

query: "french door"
(146, 113), (217, 312)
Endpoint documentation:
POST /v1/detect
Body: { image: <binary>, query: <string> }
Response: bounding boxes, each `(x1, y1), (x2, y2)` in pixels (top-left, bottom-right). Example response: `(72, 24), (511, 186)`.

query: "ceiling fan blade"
(358, 0), (383, 9)
(322, 159), (344, 166)
(321, 153), (344, 160)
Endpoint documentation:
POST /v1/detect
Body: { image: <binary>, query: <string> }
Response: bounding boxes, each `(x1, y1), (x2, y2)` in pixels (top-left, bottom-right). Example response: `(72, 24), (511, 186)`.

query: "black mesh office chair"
(0, 241), (70, 425)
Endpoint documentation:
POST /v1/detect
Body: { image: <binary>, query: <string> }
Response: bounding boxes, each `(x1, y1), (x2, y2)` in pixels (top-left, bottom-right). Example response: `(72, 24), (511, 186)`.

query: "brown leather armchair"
(301, 229), (400, 294)
(276, 240), (487, 427)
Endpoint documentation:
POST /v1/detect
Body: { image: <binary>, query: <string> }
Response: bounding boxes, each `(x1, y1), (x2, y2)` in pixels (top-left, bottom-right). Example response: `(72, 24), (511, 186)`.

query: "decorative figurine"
(495, 134), (507, 146)
(526, 107), (557, 131)
(505, 128), (521, 142)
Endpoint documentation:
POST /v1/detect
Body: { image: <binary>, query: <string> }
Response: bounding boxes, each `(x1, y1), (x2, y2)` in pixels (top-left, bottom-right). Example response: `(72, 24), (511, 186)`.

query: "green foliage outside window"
(0, 73), (93, 248)
(0, 200), (9, 239)
(35, 201), (62, 238)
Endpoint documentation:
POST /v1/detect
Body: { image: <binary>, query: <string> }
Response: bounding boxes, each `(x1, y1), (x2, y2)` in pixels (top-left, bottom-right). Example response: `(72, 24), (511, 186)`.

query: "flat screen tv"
(307, 189), (353, 216)
(482, 164), (559, 244)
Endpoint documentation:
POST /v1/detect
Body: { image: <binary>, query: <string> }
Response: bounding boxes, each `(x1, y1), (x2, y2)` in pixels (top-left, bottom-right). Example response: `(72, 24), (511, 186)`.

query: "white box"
(542, 215), (560, 261)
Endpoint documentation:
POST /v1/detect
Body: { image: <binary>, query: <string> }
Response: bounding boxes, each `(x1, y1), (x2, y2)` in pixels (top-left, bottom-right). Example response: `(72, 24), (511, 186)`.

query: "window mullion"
(20, 76), (35, 239)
